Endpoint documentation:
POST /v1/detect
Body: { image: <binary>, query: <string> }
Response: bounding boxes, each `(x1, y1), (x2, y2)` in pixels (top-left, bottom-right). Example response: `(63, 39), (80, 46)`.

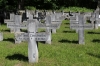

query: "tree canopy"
(0, 0), (98, 11)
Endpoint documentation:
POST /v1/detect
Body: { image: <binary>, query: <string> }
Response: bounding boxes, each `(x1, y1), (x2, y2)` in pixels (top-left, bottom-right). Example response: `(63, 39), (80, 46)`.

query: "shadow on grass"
(92, 39), (100, 43)
(65, 27), (70, 28)
(1, 29), (10, 32)
(87, 53), (100, 58)
(3, 38), (15, 43)
(20, 29), (27, 32)
(59, 39), (78, 44)
(39, 41), (45, 44)
(87, 32), (100, 34)
(63, 30), (75, 33)
(6, 53), (28, 62)
(64, 23), (69, 25)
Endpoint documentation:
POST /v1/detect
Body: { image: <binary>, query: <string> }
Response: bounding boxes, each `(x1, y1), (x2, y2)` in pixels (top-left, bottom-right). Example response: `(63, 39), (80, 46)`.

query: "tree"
(0, 0), (8, 10)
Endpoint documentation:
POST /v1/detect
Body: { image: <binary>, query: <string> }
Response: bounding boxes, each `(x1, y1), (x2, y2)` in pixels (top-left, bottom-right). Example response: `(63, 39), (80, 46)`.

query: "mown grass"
(60, 7), (94, 12)
(0, 7), (100, 66)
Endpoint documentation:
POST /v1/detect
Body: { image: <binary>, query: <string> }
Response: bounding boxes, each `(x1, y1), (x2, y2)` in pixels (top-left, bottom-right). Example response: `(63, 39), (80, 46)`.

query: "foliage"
(0, 0), (8, 10)
(24, 6), (36, 10)
(62, 7), (94, 12)
(0, 0), (98, 11)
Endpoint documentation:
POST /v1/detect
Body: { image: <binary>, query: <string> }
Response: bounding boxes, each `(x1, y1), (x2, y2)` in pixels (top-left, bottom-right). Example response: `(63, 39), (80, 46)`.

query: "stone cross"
(8, 15), (33, 43)
(34, 15), (60, 44)
(50, 13), (64, 33)
(7, 15), (22, 33)
(45, 15), (51, 44)
(15, 19), (49, 63)
(70, 14), (94, 44)
(70, 13), (79, 33)
(27, 19), (38, 63)
(4, 13), (15, 33)
(4, 13), (15, 23)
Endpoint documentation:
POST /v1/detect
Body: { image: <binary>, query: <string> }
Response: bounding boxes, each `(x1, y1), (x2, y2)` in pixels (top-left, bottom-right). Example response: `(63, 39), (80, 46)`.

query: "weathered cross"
(70, 13), (94, 44)
(70, 13), (80, 33)
(15, 19), (50, 63)
(4, 13), (16, 33)
(6, 15), (22, 33)
(4, 13), (15, 23)
(50, 12), (65, 33)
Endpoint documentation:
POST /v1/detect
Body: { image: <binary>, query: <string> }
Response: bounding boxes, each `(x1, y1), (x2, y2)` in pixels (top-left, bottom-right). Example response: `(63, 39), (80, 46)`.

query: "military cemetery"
(1, 0), (100, 66)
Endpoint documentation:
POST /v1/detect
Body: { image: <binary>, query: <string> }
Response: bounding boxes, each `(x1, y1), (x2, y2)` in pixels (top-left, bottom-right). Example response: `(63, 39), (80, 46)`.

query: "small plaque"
(71, 24), (93, 29)
(7, 23), (27, 29)
(38, 23), (60, 29)
(15, 32), (48, 41)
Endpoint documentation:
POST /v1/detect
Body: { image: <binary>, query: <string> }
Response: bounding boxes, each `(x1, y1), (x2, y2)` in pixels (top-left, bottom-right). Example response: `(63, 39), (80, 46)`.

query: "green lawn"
(0, 7), (100, 66)
(0, 19), (100, 66)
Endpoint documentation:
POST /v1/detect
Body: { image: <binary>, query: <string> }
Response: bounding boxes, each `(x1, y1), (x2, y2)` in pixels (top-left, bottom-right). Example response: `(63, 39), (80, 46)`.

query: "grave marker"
(4, 13), (15, 23)
(4, 13), (15, 33)
(50, 13), (63, 33)
(70, 14), (94, 44)
(15, 32), (48, 41)
(45, 15), (51, 44)
(70, 13), (79, 33)
(6, 15), (22, 33)
(15, 19), (49, 63)
(27, 19), (38, 63)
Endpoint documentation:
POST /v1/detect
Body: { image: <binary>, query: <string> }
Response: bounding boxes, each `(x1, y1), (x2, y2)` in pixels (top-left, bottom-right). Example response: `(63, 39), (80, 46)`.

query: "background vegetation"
(0, 0), (98, 11)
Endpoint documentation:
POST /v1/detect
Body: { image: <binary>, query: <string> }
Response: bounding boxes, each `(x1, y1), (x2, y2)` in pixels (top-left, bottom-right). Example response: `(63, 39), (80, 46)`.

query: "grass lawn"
(0, 7), (100, 66)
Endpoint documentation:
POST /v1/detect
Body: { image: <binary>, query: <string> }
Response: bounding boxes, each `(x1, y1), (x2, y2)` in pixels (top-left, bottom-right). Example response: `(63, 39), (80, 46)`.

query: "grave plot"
(70, 13), (79, 26)
(15, 19), (52, 63)
(8, 14), (60, 44)
(6, 11), (64, 44)
(70, 12), (80, 33)
(70, 13), (94, 44)
(15, 15), (59, 44)
(50, 11), (66, 33)
(37, 14), (63, 34)
(5, 14), (28, 43)
(24, 11), (63, 33)
(4, 13), (15, 23)
(6, 15), (23, 33)
(4, 13), (16, 33)
(7, 14), (33, 43)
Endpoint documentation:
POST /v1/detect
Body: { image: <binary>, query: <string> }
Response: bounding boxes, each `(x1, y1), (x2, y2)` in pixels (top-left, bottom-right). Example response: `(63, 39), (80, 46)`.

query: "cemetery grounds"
(0, 7), (100, 66)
